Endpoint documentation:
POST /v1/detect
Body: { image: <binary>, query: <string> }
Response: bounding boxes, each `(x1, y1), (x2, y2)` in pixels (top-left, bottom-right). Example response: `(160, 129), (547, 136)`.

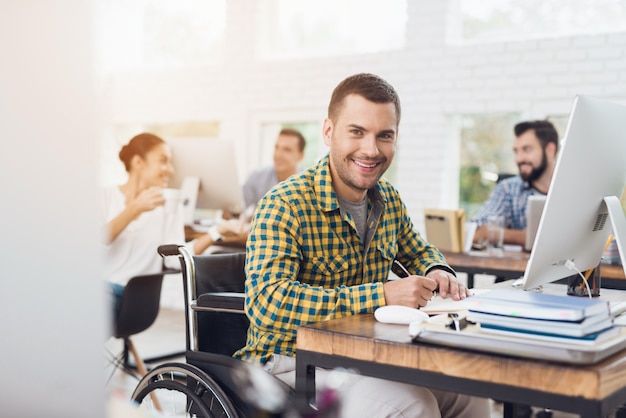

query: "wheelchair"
(130, 244), (300, 417)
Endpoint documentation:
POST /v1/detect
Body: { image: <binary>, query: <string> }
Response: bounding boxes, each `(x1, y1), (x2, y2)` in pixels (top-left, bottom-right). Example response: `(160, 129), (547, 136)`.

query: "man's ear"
(546, 141), (557, 159)
(322, 118), (333, 147)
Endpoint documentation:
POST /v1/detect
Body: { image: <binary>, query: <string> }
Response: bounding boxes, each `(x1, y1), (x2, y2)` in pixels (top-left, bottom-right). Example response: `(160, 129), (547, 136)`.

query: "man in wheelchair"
(233, 73), (490, 418)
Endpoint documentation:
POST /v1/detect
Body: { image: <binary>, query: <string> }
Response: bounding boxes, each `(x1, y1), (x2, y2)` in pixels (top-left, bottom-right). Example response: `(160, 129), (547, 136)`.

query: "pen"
(393, 259), (411, 277)
(393, 260), (438, 297)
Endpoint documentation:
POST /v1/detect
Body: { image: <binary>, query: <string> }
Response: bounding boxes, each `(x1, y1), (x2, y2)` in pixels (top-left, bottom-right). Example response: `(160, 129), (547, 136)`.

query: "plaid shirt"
(233, 155), (451, 364)
(471, 176), (545, 229)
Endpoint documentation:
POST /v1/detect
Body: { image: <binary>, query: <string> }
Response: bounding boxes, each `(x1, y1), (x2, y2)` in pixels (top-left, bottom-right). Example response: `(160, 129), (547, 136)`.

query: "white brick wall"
(104, 0), (626, 234)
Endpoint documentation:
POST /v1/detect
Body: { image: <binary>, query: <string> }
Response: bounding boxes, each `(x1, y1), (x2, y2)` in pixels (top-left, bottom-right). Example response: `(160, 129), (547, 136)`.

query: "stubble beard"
(330, 151), (387, 194)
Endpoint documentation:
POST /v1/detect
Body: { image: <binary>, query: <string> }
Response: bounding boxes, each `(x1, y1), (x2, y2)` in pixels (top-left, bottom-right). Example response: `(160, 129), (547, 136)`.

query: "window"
(457, 113), (520, 218)
(95, 0), (226, 73)
(451, 0), (626, 44)
(256, 0), (407, 60)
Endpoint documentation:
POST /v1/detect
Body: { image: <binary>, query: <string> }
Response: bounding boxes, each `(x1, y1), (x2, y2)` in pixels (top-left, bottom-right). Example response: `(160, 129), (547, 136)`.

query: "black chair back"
(113, 273), (164, 338)
(497, 172), (515, 183)
(193, 252), (249, 356)
(194, 252), (246, 295)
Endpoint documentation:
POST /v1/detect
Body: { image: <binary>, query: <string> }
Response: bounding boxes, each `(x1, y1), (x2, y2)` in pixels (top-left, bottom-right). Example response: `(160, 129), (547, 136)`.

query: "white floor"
(105, 307), (186, 417)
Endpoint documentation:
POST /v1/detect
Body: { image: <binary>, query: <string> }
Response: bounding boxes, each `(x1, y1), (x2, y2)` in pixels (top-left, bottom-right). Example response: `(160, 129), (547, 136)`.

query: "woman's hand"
(106, 187), (165, 244)
(218, 219), (250, 237)
(127, 187), (165, 218)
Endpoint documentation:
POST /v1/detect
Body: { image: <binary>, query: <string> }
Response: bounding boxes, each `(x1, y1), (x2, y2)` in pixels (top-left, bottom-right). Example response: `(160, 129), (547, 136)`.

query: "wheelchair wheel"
(131, 362), (238, 418)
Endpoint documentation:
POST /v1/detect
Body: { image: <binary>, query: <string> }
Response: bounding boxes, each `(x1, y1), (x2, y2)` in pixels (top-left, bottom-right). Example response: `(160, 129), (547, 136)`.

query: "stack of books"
(466, 289), (617, 345)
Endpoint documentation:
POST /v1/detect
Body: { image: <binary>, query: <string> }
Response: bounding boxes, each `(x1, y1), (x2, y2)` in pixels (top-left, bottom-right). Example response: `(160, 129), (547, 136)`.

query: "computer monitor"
(167, 137), (245, 224)
(522, 95), (626, 290)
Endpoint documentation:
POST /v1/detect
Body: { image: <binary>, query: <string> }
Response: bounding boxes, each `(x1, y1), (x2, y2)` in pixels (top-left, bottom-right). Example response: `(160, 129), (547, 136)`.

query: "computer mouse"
(374, 305), (430, 325)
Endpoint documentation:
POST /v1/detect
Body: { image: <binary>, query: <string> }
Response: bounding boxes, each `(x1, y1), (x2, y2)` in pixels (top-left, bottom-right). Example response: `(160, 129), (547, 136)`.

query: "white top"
(102, 186), (188, 286)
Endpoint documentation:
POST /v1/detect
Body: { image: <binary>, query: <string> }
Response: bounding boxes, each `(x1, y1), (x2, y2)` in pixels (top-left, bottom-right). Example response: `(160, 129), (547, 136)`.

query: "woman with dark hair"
(103, 133), (246, 316)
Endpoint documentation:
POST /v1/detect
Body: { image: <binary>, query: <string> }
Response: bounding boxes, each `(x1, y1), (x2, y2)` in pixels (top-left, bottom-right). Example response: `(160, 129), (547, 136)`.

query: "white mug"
(161, 188), (182, 214)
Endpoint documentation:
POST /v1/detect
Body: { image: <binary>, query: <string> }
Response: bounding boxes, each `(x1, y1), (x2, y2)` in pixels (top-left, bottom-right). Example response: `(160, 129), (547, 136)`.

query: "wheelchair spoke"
(131, 363), (238, 418)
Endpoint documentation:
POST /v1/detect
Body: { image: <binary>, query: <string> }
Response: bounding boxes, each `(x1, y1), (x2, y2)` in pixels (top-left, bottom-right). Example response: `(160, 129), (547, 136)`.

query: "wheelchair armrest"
(194, 292), (245, 313)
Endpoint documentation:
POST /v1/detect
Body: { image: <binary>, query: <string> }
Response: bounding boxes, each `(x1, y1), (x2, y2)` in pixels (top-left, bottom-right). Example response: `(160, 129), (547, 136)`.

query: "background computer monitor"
(167, 137), (245, 223)
(522, 95), (626, 290)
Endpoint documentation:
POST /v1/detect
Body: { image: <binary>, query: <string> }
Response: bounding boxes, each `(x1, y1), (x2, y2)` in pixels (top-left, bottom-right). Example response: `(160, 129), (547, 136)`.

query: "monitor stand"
(604, 196), (626, 277)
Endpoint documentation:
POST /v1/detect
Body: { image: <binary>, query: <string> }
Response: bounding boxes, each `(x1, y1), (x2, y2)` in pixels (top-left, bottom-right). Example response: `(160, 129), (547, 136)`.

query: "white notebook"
(420, 289), (492, 315)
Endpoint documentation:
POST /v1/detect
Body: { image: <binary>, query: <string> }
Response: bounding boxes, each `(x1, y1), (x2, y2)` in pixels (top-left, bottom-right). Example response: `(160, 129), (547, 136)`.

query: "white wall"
(0, 1), (105, 416)
(103, 0), (626, 232)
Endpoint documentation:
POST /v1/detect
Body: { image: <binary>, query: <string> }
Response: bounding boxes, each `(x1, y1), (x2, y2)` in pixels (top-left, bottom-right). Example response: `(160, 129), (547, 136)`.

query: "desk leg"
(503, 402), (530, 418)
(295, 352), (316, 412)
(503, 401), (513, 418)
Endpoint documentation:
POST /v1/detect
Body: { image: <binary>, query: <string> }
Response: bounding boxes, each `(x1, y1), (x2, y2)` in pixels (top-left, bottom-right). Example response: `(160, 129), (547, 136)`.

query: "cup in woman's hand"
(161, 188), (182, 214)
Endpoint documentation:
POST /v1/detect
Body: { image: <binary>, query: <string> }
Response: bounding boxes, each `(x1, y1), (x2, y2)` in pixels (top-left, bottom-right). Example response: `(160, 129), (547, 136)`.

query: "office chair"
(496, 172), (515, 183)
(106, 272), (165, 410)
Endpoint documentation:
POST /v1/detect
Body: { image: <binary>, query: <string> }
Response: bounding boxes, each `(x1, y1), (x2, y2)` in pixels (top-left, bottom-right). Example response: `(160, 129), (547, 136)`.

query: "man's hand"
(425, 269), (471, 300)
(383, 275), (438, 308)
(474, 224), (526, 247)
(383, 269), (471, 308)
(473, 225), (488, 244)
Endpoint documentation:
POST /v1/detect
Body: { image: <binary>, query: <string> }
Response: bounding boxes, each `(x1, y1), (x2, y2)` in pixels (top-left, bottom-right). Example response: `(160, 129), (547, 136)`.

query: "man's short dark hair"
(328, 73), (401, 126)
(279, 128), (306, 152)
(514, 120), (559, 152)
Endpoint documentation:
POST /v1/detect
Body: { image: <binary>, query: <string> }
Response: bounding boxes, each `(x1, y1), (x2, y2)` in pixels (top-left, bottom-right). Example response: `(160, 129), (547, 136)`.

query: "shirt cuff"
(425, 264), (457, 277)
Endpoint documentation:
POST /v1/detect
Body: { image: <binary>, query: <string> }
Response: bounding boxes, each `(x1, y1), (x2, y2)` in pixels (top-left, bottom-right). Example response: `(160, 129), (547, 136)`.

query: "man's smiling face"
(514, 129), (547, 183)
(323, 93), (398, 202)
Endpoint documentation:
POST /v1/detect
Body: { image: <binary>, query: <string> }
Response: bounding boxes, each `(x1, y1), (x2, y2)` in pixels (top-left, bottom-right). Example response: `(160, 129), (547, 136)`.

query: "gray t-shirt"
(242, 166), (278, 208)
(336, 194), (368, 244)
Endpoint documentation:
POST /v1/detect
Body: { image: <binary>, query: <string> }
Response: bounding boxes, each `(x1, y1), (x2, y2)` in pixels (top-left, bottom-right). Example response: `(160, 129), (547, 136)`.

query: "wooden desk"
(185, 225), (206, 241)
(442, 250), (626, 289)
(296, 313), (626, 418)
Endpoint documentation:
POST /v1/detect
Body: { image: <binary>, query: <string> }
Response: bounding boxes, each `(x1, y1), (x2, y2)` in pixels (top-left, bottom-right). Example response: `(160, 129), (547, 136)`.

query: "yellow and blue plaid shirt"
(233, 155), (452, 364)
